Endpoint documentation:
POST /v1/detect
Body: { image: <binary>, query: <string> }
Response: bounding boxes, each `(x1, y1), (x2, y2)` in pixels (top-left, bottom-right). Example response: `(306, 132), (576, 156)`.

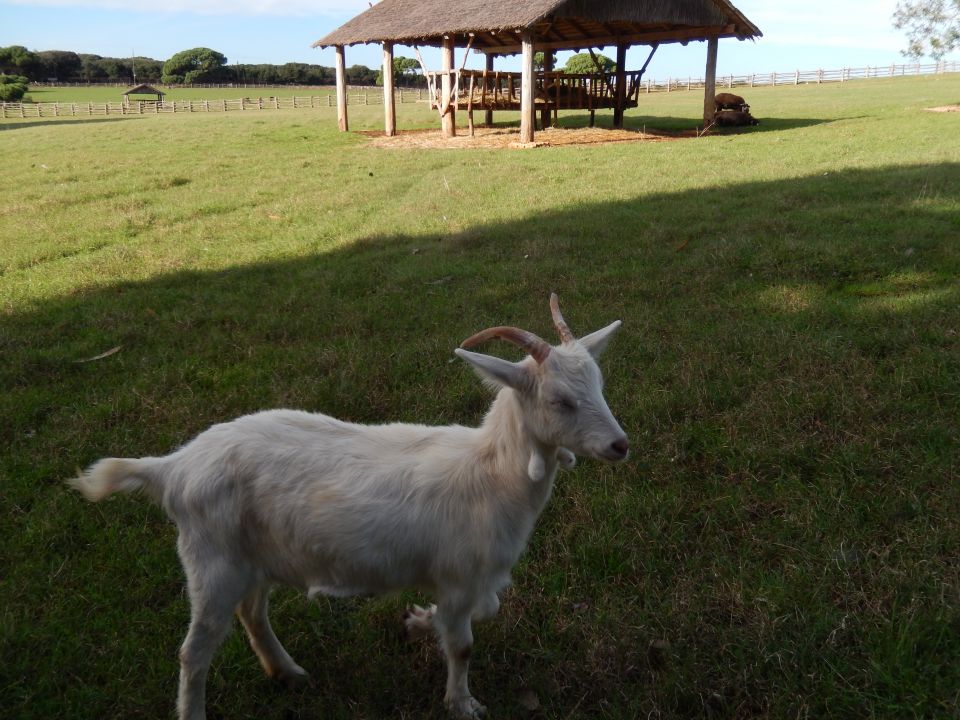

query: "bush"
(0, 73), (28, 101)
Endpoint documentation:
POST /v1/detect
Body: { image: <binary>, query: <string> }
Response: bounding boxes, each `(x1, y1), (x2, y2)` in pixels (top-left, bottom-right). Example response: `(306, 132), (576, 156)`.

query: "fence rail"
(642, 60), (959, 93)
(0, 90), (427, 118)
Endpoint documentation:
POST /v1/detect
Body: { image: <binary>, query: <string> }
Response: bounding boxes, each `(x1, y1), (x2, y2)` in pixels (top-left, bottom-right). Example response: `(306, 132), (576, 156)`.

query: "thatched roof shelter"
(314, 0), (761, 142)
(315, 0), (759, 52)
(123, 84), (165, 101)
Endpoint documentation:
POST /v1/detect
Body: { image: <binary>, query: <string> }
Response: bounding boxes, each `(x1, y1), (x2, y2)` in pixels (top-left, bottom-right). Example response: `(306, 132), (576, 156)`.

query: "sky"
(0, 0), (946, 80)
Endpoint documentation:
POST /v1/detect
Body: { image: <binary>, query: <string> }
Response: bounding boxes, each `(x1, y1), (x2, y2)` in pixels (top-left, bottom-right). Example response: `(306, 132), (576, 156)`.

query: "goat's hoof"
(275, 664), (309, 687)
(403, 603), (437, 639)
(446, 695), (487, 719)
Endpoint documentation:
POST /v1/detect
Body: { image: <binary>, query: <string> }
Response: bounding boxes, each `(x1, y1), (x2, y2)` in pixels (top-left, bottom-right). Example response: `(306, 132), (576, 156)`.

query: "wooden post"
(382, 42), (396, 136)
(613, 43), (627, 128)
(441, 36), (456, 137)
(540, 51), (553, 129)
(335, 45), (348, 132)
(703, 36), (718, 125)
(519, 32), (535, 143)
(484, 54), (494, 126)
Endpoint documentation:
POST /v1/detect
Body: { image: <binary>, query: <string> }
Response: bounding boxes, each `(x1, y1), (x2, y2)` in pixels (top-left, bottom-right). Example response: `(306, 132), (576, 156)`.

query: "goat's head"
(455, 294), (629, 463)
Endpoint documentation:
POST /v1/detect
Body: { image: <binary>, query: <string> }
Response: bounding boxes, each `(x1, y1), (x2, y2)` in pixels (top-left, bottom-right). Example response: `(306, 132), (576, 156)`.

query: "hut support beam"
(520, 33), (535, 143)
(484, 54), (494, 126)
(613, 43), (627, 128)
(540, 51), (553, 130)
(703, 37), (718, 126)
(335, 45), (348, 132)
(441, 36), (456, 138)
(382, 42), (396, 136)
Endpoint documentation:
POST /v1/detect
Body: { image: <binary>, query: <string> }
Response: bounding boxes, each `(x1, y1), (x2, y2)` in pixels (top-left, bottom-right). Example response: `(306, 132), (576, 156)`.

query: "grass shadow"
(2, 163), (959, 720)
(0, 116), (147, 131)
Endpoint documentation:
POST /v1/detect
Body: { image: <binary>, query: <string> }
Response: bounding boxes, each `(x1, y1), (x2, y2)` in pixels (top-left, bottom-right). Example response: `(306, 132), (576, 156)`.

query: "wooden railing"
(423, 70), (648, 111)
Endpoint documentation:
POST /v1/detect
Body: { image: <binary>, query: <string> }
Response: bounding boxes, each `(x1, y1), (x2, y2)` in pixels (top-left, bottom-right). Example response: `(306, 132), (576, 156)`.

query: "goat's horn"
(550, 293), (575, 344)
(460, 326), (551, 364)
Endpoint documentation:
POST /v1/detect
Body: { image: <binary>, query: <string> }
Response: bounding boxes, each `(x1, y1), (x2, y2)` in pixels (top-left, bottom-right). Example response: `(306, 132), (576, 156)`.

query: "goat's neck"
(477, 388), (558, 506)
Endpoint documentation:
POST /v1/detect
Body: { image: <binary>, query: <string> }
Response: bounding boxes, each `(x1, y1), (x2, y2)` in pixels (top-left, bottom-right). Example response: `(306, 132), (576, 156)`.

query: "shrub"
(0, 73), (28, 102)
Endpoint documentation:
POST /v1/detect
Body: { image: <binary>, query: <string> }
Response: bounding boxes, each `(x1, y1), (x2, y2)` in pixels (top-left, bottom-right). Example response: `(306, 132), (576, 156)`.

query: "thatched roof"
(313, 0), (760, 52)
(123, 83), (165, 96)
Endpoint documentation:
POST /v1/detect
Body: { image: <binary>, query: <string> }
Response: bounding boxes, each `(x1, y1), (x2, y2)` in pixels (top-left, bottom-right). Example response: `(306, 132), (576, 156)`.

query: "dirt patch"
(926, 104), (960, 112)
(360, 125), (695, 149)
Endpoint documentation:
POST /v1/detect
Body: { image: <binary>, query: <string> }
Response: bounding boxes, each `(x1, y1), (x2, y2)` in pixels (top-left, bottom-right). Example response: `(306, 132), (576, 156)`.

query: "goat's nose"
(610, 438), (629, 457)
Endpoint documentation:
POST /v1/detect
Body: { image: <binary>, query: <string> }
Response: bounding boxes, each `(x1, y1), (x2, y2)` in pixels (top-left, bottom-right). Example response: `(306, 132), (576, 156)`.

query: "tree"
(375, 56), (423, 87)
(37, 50), (83, 81)
(894, 0), (960, 59)
(162, 47), (228, 84)
(0, 45), (41, 78)
(562, 52), (615, 74)
(0, 73), (29, 101)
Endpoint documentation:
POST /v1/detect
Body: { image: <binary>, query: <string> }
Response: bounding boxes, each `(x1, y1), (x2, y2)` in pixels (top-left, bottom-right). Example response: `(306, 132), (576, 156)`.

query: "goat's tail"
(68, 457), (165, 504)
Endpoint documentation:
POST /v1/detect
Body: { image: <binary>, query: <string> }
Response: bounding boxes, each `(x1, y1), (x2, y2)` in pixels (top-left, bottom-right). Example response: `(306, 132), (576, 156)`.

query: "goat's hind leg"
(237, 583), (307, 685)
(177, 543), (251, 720)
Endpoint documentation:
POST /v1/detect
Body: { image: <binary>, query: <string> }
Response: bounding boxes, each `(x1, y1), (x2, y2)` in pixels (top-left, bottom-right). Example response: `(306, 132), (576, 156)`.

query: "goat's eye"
(551, 397), (577, 412)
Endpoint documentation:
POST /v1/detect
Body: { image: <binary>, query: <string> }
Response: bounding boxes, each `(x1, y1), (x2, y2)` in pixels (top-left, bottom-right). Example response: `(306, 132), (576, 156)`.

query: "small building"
(123, 84), (165, 103)
(313, 0), (761, 142)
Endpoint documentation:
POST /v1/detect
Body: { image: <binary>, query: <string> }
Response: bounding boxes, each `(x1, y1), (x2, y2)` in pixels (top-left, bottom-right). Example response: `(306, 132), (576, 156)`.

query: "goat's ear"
(578, 320), (622, 359)
(455, 348), (532, 392)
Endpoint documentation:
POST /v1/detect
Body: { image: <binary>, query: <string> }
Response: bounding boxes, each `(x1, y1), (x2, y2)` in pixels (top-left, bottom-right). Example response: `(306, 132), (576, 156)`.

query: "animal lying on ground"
(714, 91), (750, 112)
(68, 294), (629, 720)
(713, 110), (760, 127)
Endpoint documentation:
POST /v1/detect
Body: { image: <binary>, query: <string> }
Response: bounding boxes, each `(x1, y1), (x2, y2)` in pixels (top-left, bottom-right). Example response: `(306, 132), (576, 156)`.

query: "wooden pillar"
(382, 42), (396, 136)
(613, 43), (627, 128)
(703, 37), (718, 125)
(540, 51), (553, 129)
(335, 45), (348, 132)
(441, 36), (456, 138)
(484, 53), (494, 126)
(519, 33), (535, 143)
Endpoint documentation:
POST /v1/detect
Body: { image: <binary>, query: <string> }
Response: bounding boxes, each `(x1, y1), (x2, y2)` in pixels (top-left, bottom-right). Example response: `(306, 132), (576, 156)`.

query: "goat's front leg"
(436, 595), (485, 719)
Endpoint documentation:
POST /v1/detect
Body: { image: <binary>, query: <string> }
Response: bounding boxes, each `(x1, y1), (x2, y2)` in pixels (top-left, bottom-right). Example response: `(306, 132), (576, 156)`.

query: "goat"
(713, 109), (760, 127)
(714, 91), (750, 113)
(68, 294), (629, 720)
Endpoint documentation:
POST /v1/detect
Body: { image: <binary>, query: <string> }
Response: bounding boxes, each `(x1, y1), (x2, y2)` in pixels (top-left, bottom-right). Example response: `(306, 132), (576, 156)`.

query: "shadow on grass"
(2, 163), (959, 720)
(0, 116), (146, 131)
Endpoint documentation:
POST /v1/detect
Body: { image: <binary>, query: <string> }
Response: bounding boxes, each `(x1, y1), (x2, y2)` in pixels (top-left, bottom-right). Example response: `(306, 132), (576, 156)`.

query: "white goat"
(68, 294), (629, 720)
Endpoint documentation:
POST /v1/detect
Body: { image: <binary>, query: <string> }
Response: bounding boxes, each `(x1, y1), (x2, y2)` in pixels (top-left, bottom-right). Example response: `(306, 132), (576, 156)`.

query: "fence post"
(794, 70), (799, 85)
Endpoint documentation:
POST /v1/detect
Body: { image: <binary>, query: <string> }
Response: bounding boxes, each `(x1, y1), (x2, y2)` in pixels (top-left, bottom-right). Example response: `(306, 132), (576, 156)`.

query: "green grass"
(1, 75), (959, 719)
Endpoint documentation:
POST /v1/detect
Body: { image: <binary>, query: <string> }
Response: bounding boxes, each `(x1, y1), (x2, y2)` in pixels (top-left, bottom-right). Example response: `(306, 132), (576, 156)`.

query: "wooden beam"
(482, 24), (737, 54)
(540, 50), (554, 129)
(441, 36), (456, 138)
(613, 43), (627, 128)
(382, 42), (396, 137)
(335, 45), (348, 132)
(703, 36), (718, 125)
(519, 32), (535, 143)
(484, 53), (494, 126)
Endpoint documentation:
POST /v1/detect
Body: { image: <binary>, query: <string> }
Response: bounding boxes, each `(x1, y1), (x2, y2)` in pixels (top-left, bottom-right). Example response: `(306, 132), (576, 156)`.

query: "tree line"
(0, 45), (400, 88)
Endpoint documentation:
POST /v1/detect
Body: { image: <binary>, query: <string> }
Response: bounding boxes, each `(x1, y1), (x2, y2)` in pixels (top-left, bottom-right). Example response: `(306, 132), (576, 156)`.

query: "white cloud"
(6, 0), (370, 15)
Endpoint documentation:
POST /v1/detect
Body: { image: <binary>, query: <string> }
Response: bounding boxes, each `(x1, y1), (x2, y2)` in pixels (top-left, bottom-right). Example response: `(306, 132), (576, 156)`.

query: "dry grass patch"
(363, 124), (688, 149)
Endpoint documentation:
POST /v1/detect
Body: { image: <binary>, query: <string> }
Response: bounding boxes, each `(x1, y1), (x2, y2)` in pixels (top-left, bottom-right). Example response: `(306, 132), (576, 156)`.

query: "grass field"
(23, 85), (341, 104)
(2, 75), (959, 719)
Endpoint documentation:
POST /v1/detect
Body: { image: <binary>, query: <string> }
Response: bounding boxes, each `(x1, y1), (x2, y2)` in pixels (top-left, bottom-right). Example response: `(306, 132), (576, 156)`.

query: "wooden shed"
(313, 0), (761, 142)
(123, 84), (165, 102)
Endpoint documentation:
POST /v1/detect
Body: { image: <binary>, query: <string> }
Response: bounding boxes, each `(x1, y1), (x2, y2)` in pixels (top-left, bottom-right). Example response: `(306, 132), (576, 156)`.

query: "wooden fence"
(0, 89), (427, 119)
(642, 60), (959, 93)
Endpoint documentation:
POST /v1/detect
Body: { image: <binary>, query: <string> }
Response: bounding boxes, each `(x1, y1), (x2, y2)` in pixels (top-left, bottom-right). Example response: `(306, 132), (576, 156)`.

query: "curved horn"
(550, 293), (575, 344)
(460, 326), (551, 364)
